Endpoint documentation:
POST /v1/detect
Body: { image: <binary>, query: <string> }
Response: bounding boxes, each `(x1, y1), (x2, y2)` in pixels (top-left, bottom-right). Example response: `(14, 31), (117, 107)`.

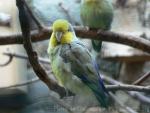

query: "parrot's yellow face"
(50, 19), (74, 48)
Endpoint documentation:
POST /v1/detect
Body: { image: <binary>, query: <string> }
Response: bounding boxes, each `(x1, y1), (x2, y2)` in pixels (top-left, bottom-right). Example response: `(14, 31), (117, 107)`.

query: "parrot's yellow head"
(49, 19), (74, 48)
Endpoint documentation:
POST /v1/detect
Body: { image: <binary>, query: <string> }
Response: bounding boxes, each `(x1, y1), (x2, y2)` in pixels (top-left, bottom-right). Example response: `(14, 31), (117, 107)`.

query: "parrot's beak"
(55, 31), (63, 42)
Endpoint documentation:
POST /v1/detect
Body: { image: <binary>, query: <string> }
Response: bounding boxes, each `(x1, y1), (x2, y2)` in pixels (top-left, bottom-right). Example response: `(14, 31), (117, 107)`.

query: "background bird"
(80, 0), (113, 53)
(47, 19), (110, 109)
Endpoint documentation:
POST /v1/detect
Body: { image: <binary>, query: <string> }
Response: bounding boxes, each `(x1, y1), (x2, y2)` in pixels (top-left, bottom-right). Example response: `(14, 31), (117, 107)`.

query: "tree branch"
(132, 71), (150, 85)
(102, 75), (150, 104)
(16, 1), (75, 113)
(106, 84), (150, 93)
(16, 0), (68, 98)
(0, 26), (150, 53)
(0, 77), (39, 90)
(3, 51), (150, 93)
(0, 53), (13, 67)
(23, 0), (44, 29)
(3, 51), (50, 65)
(129, 91), (150, 104)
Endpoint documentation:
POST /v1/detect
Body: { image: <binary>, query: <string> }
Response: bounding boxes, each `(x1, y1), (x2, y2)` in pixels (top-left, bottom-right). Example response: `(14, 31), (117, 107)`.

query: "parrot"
(47, 19), (110, 108)
(80, 0), (113, 52)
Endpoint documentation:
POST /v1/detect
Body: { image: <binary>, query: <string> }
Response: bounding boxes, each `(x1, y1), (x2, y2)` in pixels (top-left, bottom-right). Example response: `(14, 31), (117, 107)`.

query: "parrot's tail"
(91, 40), (102, 53)
(92, 88), (110, 108)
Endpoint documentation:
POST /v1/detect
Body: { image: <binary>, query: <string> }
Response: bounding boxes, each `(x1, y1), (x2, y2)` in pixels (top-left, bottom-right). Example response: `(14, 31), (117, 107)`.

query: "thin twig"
(106, 84), (150, 93)
(102, 75), (150, 104)
(58, 2), (75, 24)
(23, 0), (44, 29)
(0, 54), (13, 66)
(0, 77), (39, 90)
(3, 51), (50, 65)
(0, 26), (150, 53)
(132, 71), (150, 85)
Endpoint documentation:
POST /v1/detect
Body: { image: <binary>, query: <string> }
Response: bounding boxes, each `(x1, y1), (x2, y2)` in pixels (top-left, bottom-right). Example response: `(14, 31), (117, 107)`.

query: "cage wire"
(20, 93), (118, 113)
(20, 95), (70, 113)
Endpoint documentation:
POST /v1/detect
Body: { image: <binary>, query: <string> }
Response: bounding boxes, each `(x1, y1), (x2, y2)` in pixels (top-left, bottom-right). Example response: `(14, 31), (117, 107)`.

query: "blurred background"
(0, 0), (150, 113)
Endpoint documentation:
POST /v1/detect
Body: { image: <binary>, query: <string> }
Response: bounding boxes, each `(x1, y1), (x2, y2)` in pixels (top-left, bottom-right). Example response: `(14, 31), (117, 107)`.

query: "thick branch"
(16, 0), (67, 98)
(0, 27), (150, 53)
(16, 1), (75, 112)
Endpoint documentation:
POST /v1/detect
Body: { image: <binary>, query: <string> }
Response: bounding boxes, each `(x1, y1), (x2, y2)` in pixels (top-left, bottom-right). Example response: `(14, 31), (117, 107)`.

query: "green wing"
(60, 42), (110, 107)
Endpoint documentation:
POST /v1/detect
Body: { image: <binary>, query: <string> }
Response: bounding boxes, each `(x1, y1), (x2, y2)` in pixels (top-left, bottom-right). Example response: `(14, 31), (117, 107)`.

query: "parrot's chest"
(51, 54), (71, 86)
(51, 58), (86, 94)
(49, 46), (91, 94)
(50, 47), (74, 85)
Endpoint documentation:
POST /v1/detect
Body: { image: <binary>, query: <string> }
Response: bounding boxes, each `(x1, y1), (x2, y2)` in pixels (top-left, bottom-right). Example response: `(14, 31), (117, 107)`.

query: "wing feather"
(60, 42), (109, 107)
